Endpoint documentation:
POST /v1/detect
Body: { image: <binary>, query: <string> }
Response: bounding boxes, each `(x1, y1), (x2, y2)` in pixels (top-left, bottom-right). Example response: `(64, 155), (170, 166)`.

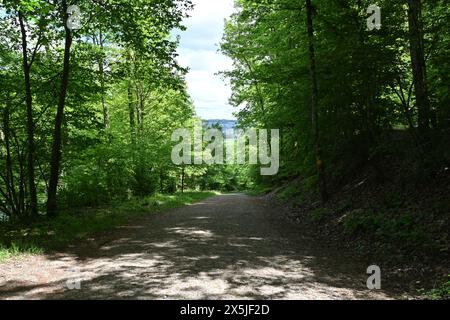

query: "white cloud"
(177, 0), (236, 120)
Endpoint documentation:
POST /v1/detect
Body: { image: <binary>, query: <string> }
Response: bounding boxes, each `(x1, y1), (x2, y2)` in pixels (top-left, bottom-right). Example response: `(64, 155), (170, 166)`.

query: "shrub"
(342, 209), (430, 246)
(309, 207), (333, 223)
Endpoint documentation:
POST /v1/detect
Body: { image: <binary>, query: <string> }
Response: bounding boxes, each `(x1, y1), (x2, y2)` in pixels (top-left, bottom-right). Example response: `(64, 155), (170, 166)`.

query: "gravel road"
(0, 194), (394, 299)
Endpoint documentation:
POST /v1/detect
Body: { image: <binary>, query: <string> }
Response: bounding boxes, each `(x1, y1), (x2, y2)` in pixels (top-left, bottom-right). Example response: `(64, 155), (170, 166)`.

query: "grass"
(0, 243), (43, 262)
(0, 191), (219, 263)
(245, 185), (272, 196)
(276, 184), (301, 200)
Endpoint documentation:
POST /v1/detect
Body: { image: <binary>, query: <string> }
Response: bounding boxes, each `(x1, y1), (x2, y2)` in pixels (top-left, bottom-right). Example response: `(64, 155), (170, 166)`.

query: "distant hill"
(203, 119), (237, 131)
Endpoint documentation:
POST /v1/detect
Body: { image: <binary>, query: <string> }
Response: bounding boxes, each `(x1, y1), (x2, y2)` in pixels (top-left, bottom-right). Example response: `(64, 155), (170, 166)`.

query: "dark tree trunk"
(98, 30), (109, 129)
(306, 0), (328, 203)
(408, 0), (431, 133)
(135, 82), (144, 134)
(18, 12), (38, 217)
(2, 105), (18, 215)
(46, 0), (73, 217)
(181, 166), (185, 194)
(126, 51), (136, 139)
(128, 79), (136, 140)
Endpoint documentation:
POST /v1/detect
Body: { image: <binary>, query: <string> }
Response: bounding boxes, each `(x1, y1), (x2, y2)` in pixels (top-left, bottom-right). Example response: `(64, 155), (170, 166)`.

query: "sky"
(176, 0), (236, 120)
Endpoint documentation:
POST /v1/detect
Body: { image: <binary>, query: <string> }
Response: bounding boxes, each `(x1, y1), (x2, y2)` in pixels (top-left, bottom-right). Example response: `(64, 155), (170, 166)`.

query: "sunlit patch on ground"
(0, 194), (394, 300)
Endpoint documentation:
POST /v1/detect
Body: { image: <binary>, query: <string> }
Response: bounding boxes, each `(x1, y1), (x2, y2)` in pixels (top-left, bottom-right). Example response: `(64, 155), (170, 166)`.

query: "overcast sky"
(176, 0), (236, 120)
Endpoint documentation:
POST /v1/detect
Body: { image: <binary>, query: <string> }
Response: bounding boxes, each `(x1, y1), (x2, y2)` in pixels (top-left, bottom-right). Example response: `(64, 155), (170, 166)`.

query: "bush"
(59, 141), (131, 207)
(342, 209), (430, 246)
(277, 184), (301, 201)
(429, 278), (450, 300)
(59, 164), (110, 208)
(132, 166), (159, 196)
(309, 207), (333, 223)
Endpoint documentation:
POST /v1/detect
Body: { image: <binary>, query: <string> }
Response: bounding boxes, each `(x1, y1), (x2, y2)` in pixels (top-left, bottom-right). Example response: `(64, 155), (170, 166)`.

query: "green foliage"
(245, 185), (272, 196)
(196, 164), (250, 192)
(277, 184), (302, 201)
(302, 176), (319, 195)
(0, 242), (43, 262)
(0, 0), (196, 218)
(220, 0), (450, 194)
(424, 277), (450, 300)
(308, 207), (333, 223)
(343, 209), (430, 246)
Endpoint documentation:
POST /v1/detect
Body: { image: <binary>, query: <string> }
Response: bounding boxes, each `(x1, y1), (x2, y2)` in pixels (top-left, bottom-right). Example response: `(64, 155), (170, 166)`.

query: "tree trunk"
(408, 0), (431, 133)
(18, 12), (38, 217)
(159, 168), (164, 193)
(98, 30), (109, 129)
(306, 0), (328, 203)
(181, 166), (185, 194)
(46, 0), (73, 217)
(128, 80), (136, 138)
(2, 105), (19, 215)
(135, 81), (144, 134)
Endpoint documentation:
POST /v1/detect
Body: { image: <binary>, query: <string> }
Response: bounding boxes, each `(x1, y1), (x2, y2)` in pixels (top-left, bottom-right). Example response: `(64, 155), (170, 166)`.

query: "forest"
(219, 0), (450, 298)
(0, 0), (448, 300)
(0, 0), (201, 218)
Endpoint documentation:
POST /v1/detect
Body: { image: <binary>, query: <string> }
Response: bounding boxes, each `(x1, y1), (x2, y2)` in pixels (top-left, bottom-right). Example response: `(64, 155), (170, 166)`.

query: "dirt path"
(0, 194), (396, 300)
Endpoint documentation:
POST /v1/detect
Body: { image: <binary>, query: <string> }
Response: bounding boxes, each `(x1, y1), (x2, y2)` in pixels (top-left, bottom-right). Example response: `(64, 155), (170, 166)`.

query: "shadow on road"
(0, 194), (394, 300)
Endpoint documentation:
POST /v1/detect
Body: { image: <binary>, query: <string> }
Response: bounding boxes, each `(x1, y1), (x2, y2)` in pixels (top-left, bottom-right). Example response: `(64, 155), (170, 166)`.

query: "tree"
(1, 0), (194, 218)
(18, 9), (38, 217)
(408, 0), (431, 133)
(220, 0), (449, 200)
(305, 0), (328, 202)
(46, 0), (73, 217)
(46, 0), (192, 216)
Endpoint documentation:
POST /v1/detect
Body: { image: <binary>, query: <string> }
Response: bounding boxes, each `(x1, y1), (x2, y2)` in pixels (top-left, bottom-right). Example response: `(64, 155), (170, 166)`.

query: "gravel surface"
(0, 194), (395, 300)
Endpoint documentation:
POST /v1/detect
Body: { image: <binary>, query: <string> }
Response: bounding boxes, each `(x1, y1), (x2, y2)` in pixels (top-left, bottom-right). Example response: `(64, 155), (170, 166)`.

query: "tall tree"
(305, 0), (328, 202)
(46, 0), (73, 217)
(97, 29), (109, 129)
(18, 11), (38, 217)
(408, 0), (431, 133)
